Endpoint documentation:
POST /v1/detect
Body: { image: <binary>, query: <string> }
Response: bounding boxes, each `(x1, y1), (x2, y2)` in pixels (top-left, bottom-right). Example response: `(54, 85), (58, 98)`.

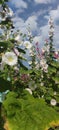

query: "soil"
(4, 121), (10, 130)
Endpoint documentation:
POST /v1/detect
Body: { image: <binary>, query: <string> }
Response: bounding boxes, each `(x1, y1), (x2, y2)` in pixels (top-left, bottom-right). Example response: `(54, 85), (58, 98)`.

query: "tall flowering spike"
(42, 39), (50, 62)
(49, 17), (54, 39)
(29, 45), (37, 69)
(48, 17), (55, 63)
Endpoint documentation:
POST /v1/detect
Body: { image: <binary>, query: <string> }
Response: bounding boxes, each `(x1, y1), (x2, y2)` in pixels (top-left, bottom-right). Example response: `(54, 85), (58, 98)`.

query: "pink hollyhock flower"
(20, 74), (30, 82)
(45, 39), (48, 44)
(35, 42), (39, 46)
(54, 51), (59, 59)
(13, 48), (19, 56)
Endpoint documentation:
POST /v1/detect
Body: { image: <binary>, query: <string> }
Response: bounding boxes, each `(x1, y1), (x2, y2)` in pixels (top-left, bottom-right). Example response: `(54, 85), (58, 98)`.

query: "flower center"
(8, 56), (13, 62)
(26, 43), (29, 47)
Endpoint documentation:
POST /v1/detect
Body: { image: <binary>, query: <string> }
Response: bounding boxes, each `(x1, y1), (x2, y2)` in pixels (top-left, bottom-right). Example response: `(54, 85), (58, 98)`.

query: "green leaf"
(0, 40), (14, 52)
(17, 47), (26, 54)
(0, 77), (11, 92)
(48, 66), (56, 74)
(52, 77), (59, 84)
(20, 68), (29, 74)
(19, 60), (28, 70)
(51, 61), (59, 69)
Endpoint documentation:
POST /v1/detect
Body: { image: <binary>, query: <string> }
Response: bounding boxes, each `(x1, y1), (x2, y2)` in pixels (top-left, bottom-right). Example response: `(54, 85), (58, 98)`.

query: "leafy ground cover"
(2, 91), (59, 130)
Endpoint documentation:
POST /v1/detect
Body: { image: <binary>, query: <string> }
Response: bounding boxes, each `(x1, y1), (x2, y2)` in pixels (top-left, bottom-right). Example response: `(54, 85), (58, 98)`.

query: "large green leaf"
(0, 41), (14, 52)
(3, 91), (59, 130)
(0, 77), (11, 92)
(17, 47), (26, 54)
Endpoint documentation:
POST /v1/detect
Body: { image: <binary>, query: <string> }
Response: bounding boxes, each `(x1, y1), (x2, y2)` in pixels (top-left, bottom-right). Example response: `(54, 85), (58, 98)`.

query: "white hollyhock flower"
(15, 35), (20, 41)
(24, 41), (32, 49)
(40, 82), (44, 86)
(43, 64), (48, 72)
(25, 88), (32, 95)
(29, 50), (33, 54)
(3, 7), (13, 18)
(7, 77), (11, 81)
(41, 95), (44, 98)
(42, 46), (50, 54)
(54, 91), (57, 96)
(2, 52), (18, 66)
(14, 35), (23, 45)
(35, 61), (38, 65)
(28, 61), (32, 65)
(29, 50), (34, 56)
(50, 28), (54, 33)
(35, 63), (39, 70)
(48, 17), (54, 26)
(42, 48), (45, 53)
(40, 59), (48, 72)
(49, 31), (53, 37)
(8, 8), (13, 17)
(50, 99), (57, 106)
(40, 59), (46, 66)
(14, 66), (19, 71)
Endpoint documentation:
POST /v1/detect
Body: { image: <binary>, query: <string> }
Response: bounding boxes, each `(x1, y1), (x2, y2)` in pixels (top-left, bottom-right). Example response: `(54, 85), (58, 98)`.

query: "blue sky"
(8, 0), (59, 50)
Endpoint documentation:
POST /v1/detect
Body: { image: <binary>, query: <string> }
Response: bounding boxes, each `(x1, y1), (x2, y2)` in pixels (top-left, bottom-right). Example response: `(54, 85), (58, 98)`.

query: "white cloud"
(49, 6), (59, 22)
(39, 6), (59, 50)
(37, 24), (59, 50)
(34, 0), (56, 4)
(32, 6), (52, 18)
(25, 15), (38, 33)
(12, 17), (24, 30)
(12, 15), (38, 34)
(11, 0), (28, 9)
(40, 25), (49, 39)
(54, 25), (59, 50)
(44, 6), (59, 25)
(39, 23), (59, 50)
(33, 36), (40, 43)
(37, 25), (49, 48)
(49, 6), (59, 50)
